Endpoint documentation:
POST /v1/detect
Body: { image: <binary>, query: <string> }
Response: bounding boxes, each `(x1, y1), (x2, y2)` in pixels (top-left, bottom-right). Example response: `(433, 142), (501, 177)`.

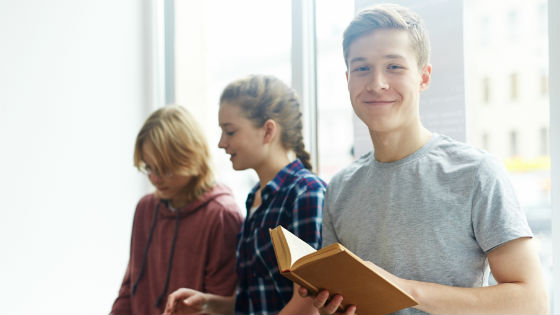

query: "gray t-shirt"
(323, 133), (532, 315)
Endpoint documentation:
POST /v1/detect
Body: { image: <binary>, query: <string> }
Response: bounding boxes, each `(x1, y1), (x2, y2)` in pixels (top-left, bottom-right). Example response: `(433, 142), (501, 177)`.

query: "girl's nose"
(218, 133), (227, 149)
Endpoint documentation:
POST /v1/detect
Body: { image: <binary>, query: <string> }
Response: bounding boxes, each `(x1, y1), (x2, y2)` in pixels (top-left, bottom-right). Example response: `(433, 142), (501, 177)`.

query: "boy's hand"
(298, 287), (357, 315)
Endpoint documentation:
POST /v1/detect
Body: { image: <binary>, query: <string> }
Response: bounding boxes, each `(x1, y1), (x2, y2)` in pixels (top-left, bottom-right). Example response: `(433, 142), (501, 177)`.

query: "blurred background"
(0, 0), (558, 313)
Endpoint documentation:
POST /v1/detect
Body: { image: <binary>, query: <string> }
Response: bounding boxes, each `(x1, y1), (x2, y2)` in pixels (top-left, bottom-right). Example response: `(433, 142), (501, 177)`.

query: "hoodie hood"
(158, 183), (234, 219)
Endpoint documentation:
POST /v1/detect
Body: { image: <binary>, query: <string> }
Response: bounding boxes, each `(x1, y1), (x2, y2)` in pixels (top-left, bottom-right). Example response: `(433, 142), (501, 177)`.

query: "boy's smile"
(346, 29), (431, 136)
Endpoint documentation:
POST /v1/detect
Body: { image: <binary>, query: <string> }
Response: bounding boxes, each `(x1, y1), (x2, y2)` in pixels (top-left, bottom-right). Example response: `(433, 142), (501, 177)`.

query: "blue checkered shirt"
(234, 159), (326, 315)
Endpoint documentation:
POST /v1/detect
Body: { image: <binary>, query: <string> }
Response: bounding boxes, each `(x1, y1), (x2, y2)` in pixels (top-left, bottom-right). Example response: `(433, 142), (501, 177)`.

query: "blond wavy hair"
(133, 105), (214, 202)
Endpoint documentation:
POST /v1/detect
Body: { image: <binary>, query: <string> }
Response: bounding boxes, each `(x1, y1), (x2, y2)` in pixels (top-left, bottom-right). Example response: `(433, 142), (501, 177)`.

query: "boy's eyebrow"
(385, 54), (406, 60)
(348, 57), (366, 65)
(349, 54), (406, 66)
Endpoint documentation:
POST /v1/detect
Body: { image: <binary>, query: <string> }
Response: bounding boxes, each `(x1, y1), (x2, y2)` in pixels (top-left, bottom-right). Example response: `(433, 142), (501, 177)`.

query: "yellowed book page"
(281, 226), (316, 267)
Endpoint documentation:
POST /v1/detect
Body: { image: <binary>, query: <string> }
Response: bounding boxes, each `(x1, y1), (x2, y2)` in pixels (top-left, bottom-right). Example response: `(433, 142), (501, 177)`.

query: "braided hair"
(220, 75), (313, 171)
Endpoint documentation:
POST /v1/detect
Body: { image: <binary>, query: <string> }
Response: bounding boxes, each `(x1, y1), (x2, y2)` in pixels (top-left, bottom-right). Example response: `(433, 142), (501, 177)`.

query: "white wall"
(0, 0), (153, 313)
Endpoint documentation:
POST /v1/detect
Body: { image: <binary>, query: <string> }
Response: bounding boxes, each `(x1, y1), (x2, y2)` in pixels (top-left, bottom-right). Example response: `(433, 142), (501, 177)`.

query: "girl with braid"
(164, 75), (326, 315)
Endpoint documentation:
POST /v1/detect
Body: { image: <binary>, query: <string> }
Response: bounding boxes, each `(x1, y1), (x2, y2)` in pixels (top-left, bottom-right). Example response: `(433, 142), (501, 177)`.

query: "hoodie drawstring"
(155, 208), (180, 307)
(130, 200), (181, 308)
(131, 202), (160, 295)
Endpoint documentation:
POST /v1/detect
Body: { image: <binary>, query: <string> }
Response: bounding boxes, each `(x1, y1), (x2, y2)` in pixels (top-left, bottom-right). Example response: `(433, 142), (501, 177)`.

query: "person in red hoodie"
(110, 105), (243, 315)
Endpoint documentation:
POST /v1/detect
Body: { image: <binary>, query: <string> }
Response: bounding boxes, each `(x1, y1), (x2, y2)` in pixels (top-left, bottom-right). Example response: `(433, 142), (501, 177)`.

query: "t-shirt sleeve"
(471, 155), (533, 253)
(204, 205), (243, 295)
(287, 179), (325, 250)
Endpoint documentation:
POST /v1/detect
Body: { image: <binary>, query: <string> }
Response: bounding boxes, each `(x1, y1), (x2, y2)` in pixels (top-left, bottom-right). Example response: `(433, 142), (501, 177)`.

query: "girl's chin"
(232, 163), (249, 171)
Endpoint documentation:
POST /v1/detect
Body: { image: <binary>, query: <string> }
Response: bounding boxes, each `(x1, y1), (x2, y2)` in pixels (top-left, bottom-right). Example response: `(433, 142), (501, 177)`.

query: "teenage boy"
(301, 3), (549, 315)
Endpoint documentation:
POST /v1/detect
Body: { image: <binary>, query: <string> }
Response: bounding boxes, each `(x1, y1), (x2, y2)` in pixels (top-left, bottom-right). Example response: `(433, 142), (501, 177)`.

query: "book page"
(282, 227), (316, 267)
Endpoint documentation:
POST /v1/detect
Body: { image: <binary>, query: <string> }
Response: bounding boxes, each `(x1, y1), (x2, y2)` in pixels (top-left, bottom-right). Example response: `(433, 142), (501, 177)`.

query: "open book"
(269, 225), (418, 315)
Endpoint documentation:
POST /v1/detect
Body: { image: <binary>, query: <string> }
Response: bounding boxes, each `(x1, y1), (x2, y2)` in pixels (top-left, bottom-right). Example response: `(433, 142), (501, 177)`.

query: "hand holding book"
(298, 287), (357, 315)
(269, 225), (417, 315)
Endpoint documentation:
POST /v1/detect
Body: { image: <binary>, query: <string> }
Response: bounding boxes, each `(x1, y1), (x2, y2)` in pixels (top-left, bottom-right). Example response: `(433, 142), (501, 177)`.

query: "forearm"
(403, 279), (549, 314)
(205, 294), (236, 315)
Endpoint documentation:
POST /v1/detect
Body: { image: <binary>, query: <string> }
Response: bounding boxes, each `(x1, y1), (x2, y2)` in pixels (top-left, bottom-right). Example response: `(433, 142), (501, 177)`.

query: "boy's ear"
(419, 64), (432, 92)
(263, 119), (277, 144)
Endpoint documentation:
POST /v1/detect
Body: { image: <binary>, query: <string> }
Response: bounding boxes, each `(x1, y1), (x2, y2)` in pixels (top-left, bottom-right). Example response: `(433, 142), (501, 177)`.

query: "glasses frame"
(139, 163), (174, 178)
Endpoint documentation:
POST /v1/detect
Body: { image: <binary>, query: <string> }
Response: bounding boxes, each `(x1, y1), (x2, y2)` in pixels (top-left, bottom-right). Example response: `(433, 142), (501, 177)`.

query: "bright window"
(465, 0), (552, 304)
(315, 0), (354, 181)
(174, 0), (292, 210)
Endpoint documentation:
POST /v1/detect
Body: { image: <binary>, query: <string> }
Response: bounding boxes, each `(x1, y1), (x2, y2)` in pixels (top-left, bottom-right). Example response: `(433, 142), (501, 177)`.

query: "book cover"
(269, 225), (418, 315)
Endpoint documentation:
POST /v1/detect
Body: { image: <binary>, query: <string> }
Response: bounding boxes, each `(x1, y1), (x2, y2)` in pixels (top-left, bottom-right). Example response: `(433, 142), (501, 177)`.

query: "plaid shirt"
(234, 159), (326, 315)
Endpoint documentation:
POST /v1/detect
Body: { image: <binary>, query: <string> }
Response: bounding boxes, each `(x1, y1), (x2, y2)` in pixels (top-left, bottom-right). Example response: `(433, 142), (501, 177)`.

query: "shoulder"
(328, 151), (373, 191)
(201, 184), (243, 222)
(428, 134), (488, 164)
(289, 167), (327, 195)
(130, 193), (159, 230)
(425, 134), (500, 174)
(138, 192), (157, 204)
(135, 193), (158, 215)
(474, 153), (511, 184)
(421, 134), (513, 191)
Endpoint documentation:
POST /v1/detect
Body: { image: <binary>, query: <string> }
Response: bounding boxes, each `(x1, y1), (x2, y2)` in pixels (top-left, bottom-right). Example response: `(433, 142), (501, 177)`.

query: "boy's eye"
(225, 131), (236, 136)
(388, 64), (404, 70)
(352, 66), (370, 72)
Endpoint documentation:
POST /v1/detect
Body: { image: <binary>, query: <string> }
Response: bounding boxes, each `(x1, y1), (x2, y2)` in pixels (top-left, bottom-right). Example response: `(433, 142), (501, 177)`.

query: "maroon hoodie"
(111, 184), (243, 315)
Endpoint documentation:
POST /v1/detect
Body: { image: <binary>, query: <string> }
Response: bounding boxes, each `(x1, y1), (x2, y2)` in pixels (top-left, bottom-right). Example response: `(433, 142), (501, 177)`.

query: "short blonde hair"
(343, 3), (430, 69)
(133, 105), (214, 201)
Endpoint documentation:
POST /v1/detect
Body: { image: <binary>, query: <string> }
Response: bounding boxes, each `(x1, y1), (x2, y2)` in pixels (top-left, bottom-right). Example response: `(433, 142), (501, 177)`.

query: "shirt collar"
(245, 159), (305, 209)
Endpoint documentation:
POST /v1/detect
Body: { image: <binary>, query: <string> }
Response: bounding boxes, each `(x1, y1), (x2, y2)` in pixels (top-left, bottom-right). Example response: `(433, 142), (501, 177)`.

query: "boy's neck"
(369, 125), (432, 163)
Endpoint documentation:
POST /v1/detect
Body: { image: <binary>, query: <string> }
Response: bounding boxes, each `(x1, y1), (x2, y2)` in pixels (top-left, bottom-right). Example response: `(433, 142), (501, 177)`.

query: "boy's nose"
(366, 71), (389, 92)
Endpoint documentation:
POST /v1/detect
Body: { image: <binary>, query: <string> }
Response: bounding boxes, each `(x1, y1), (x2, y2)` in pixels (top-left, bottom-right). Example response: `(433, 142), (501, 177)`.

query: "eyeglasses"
(139, 164), (174, 178)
